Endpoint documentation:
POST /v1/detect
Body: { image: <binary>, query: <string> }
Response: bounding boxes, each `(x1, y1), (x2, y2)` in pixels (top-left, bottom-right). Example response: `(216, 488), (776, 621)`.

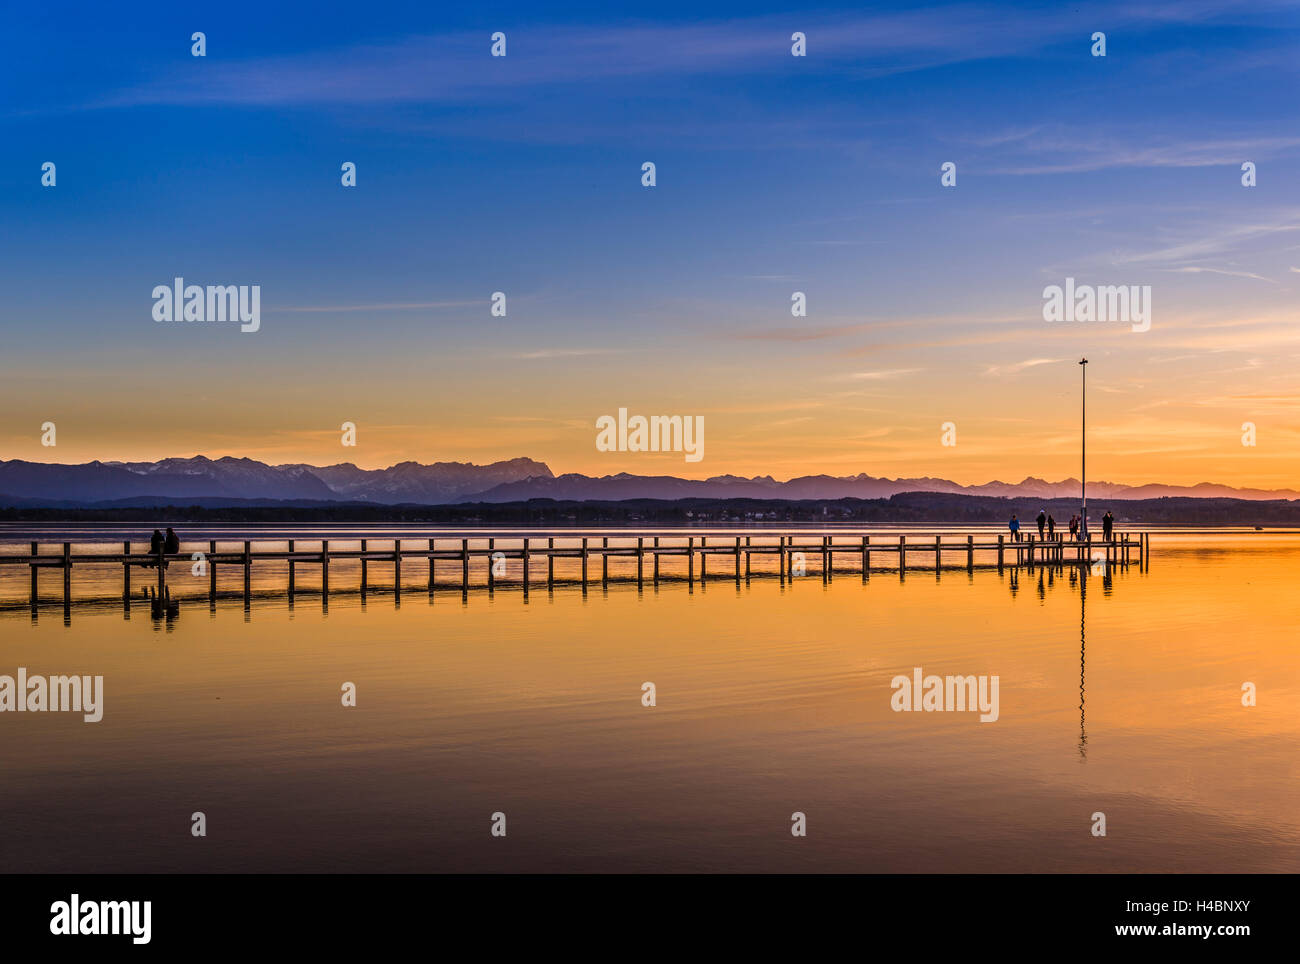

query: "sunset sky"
(3, 0), (1299, 487)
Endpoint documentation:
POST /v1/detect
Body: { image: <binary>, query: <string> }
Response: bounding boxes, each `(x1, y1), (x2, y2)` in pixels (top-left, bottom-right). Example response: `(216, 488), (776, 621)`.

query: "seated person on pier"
(141, 529), (165, 568)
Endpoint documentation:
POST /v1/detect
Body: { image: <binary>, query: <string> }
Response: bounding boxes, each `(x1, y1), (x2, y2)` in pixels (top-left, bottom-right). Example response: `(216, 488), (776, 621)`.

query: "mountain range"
(0, 455), (1296, 507)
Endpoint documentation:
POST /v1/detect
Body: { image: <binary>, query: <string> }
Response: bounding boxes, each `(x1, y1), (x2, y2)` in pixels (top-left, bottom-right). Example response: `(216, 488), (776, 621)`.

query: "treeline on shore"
(1, 492), (1297, 526)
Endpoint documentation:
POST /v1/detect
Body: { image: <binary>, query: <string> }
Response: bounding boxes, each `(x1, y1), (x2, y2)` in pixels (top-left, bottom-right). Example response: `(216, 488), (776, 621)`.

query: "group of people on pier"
(140, 527), (180, 568)
(1008, 510), (1114, 542)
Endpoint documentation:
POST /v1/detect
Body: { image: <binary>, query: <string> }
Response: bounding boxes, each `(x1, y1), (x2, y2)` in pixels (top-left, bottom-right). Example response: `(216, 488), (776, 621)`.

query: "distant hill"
(0, 454), (1296, 508)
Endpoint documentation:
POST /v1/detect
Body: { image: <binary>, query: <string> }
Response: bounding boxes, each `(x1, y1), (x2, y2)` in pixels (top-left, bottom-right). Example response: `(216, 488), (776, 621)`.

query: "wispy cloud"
(984, 357), (1063, 376)
(94, 2), (1292, 111)
(842, 368), (924, 381)
(272, 300), (478, 313)
(1163, 266), (1276, 283)
(512, 348), (626, 360)
(1057, 212), (1300, 275)
(735, 320), (907, 342)
(993, 134), (1300, 175)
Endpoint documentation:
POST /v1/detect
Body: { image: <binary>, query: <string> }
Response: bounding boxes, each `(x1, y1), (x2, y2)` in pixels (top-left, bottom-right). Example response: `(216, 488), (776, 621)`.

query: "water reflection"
(1076, 566), (1087, 762)
(2, 534), (1299, 873)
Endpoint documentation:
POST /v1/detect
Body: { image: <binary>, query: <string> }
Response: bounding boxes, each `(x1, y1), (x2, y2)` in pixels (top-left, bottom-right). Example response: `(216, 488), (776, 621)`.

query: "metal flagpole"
(1080, 357), (1088, 538)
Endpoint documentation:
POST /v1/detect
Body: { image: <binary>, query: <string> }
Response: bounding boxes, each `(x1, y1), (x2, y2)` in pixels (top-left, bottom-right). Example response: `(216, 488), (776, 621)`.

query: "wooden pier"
(0, 530), (1148, 612)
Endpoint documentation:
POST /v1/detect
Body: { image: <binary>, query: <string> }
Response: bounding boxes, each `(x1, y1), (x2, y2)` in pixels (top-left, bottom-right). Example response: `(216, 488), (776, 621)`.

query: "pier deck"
(0, 530), (1147, 612)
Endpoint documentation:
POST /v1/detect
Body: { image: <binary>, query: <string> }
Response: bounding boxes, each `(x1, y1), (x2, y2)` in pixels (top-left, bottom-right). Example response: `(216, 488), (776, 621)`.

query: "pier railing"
(0, 530), (1147, 609)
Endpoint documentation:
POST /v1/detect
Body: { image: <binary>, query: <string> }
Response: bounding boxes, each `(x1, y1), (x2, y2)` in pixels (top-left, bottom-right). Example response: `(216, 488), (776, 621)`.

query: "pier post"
(581, 538), (588, 589)
(899, 535), (906, 577)
(158, 541), (166, 601)
(688, 537), (694, 586)
(997, 534), (1004, 570)
(862, 535), (870, 581)
(321, 540), (330, 601)
(548, 537), (555, 589)
(63, 542), (71, 609)
(822, 536), (829, 583)
(523, 538), (530, 596)
(29, 542), (38, 605)
(967, 534), (974, 571)
(653, 536), (660, 585)
(602, 537), (609, 587)
(428, 539), (436, 593)
(360, 539), (368, 595)
(488, 538), (495, 592)
(211, 539), (218, 600)
(123, 541), (132, 600)
(461, 539), (469, 593)
(735, 536), (742, 583)
(701, 537), (707, 581)
(637, 537), (644, 588)
(393, 539), (401, 601)
(744, 536), (751, 580)
(778, 536), (786, 583)
(287, 539), (295, 597)
(935, 537), (941, 573)
(243, 541), (251, 602)
(1028, 534), (1035, 570)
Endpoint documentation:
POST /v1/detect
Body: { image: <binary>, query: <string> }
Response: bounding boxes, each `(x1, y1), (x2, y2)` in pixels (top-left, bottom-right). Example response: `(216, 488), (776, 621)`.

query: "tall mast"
(1080, 357), (1088, 536)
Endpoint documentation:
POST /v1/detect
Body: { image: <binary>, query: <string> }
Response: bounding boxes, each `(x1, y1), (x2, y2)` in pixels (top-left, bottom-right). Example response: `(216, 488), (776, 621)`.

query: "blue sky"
(2, 1), (1299, 484)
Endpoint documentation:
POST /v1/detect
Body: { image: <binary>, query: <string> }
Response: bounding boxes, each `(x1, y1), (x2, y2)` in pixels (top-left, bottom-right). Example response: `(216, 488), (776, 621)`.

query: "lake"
(0, 526), (1296, 872)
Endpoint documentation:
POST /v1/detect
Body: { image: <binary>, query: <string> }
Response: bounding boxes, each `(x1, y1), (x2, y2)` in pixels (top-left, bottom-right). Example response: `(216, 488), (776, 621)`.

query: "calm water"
(0, 527), (1296, 872)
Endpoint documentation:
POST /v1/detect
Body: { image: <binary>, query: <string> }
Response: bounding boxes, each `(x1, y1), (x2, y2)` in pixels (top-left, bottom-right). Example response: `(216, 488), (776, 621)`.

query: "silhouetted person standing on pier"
(1009, 514), (1021, 542)
(1069, 515), (1079, 541)
(1037, 509), (1047, 539)
(1047, 514), (1056, 540)
(1102, 511), (1114, 542)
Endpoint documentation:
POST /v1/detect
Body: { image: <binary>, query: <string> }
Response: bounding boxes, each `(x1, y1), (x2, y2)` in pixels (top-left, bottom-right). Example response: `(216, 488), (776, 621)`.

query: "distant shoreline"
(2, 491), (1298, 527)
